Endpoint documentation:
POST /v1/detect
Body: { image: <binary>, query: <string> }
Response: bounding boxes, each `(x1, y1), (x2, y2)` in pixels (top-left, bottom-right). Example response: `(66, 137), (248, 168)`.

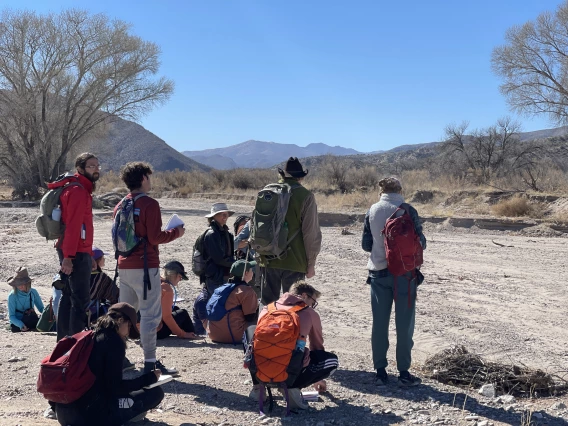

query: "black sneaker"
(122, 357), (135, 372)
(398, 371), (421, 387)
(375, 368), (389, 386)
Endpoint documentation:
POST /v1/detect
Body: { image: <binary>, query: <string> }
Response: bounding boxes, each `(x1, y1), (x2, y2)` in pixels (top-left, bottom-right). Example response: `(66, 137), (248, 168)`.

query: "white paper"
(164, 214), (184, 231)
(144, 374), (173, 389)
(301, 390), (319, 400)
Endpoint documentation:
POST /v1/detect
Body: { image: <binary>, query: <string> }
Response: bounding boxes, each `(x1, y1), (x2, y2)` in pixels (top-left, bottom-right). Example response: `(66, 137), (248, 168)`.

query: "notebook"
(143, 374), (174, 389)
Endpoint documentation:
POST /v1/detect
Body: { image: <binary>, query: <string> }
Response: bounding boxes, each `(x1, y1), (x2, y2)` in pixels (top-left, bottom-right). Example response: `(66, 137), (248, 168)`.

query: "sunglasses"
(308, 295), (318, 309)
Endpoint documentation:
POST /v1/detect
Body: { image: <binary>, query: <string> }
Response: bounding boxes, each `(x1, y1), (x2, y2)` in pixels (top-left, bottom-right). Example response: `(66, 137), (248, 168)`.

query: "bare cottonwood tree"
(0, 9), (173, 197)
(440, 118), (541, 184)
(492, 1), (568, 124)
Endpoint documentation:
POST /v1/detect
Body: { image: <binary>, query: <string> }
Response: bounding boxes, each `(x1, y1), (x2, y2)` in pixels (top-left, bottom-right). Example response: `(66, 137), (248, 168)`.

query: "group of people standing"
(5, 154), (426, 425)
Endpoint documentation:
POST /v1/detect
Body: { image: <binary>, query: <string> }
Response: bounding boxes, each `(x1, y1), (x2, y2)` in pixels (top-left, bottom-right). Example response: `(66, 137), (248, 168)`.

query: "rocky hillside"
(86, 117), (210, 172)
(183, 140), (360, 169)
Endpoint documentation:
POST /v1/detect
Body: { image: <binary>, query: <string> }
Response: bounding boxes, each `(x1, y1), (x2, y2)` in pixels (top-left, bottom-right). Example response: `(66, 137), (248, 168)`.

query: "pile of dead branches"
(423, 345), (563, 396)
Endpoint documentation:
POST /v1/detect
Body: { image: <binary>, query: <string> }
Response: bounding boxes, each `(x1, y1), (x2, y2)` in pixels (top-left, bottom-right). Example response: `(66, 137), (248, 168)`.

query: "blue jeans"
(369, 269), (417, 372)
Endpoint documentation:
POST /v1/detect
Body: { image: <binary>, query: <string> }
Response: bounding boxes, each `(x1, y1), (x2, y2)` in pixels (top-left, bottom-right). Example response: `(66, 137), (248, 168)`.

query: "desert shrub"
(492, 196), (546, 217)
(350, 166), (379, 189)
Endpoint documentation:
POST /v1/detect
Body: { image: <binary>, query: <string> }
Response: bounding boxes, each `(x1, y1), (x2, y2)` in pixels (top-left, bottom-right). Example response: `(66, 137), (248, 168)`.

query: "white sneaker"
(287, 388), (309, 410)
(248, 384), (268, 402)
(43, 407), (56, 420)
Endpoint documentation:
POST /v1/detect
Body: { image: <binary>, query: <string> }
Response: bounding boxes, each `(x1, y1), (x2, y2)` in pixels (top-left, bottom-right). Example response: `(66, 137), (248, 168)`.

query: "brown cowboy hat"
(7, 267), (31, 288)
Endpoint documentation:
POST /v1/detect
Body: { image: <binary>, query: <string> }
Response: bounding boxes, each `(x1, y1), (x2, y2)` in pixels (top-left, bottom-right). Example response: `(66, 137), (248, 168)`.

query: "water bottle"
(52, 206), (61, 222)
(295, 338), (306, 352)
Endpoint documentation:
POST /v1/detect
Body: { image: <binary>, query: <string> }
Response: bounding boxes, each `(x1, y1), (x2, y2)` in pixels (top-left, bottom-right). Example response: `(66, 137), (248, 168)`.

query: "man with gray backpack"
(37, 152), (100, 342)
(250, 157), (322, 305)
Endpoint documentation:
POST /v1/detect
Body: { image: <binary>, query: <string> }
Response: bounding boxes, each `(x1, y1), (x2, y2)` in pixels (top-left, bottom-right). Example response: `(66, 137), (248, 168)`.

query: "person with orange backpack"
(362, 177), (426, 387)
(244, 282), (338, 413)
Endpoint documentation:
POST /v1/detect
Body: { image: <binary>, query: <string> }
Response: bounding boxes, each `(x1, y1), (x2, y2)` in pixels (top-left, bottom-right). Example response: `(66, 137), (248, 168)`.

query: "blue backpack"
(206, 283), (242, 344)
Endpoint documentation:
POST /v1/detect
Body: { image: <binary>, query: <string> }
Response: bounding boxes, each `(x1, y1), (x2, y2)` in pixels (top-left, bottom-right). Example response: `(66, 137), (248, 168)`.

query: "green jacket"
(263, 178), (321, 273)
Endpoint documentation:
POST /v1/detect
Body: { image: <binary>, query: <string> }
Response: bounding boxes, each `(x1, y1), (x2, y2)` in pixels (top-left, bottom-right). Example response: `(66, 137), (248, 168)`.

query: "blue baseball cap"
(92, 247), (109, 260)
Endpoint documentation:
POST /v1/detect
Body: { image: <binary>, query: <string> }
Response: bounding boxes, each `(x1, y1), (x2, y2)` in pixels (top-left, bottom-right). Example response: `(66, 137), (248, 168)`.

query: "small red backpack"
(382, 203), (423, 276)
(37, 330), (96, 404)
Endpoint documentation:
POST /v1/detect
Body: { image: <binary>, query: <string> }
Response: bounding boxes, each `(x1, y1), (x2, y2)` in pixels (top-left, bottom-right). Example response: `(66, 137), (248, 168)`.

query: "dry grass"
(492, 196), (547, 218)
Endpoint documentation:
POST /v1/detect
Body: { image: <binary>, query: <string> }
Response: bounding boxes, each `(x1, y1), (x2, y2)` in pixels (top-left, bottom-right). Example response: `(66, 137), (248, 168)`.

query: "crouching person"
(157, 261), (199, 340)
(207, 260), (259, 344)
(52, 303), (164, 426)
(245, 282), (338, 410)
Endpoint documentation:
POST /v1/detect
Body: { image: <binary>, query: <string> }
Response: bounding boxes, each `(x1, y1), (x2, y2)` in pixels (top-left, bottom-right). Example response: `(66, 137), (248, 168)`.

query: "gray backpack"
(36, 174), (83, 241)
(249, 183), (299, 259)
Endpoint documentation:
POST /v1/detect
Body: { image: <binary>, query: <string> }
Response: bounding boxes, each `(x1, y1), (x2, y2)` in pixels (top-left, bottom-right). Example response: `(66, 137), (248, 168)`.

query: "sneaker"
(375, 368), (389, 386)
(122, 357), (135, 372)
(287, 388), (309, 410)
(143, 360), (179, 375)
(43, 407), (56, 420)
(248, 384), (268, 402)
(398, 371), (421, 387)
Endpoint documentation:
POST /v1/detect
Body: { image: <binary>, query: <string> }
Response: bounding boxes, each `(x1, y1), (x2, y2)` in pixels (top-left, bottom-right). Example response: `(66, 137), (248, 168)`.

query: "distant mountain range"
(183, 140), (361, 169)
(86, 117), (210, 172)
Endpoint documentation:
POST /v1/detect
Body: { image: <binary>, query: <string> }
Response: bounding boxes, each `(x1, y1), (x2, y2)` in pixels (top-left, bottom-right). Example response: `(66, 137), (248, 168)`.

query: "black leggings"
(243, 325), (338, 389)
(157, 308), (195, 339)
(55, 387), (164, 426)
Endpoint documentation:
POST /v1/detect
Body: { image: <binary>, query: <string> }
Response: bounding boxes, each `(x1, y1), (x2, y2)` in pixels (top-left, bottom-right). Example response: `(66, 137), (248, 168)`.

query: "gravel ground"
(0, 199), (566, 426)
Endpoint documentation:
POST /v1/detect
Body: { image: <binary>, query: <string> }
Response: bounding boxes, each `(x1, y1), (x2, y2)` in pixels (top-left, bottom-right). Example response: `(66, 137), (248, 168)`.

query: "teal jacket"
(8, 288), (44, 329)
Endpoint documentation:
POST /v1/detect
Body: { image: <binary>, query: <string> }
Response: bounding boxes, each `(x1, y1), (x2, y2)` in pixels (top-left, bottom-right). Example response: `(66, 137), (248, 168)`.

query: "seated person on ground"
(207, 259), (259, 344)
(246, 282), (338, 410)
(7, 267), (44, 332)
(192, 285), (209, 335)
(52, 303), (164, 426)
(157, 261), (198, 340)
(88, 247), (119, 322)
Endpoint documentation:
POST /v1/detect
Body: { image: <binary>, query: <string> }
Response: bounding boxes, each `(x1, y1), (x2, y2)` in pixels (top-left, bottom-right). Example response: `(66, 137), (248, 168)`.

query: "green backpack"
(35, 174), (83, 241)
(249, 183), (300, 260)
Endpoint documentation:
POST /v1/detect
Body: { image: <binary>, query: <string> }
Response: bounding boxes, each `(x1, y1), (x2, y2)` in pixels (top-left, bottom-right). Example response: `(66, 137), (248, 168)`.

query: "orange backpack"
(253, 302), (306, 383)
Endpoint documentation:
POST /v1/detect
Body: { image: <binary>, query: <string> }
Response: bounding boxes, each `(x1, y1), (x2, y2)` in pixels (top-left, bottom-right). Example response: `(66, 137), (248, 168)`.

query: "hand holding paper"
(164, 214), (184, 231)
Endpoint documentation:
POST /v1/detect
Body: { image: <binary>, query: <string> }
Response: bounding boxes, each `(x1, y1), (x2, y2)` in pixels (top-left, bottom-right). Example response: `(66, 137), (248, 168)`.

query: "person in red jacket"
(48, 152), (100, 341)
(114, 162), (185, 375)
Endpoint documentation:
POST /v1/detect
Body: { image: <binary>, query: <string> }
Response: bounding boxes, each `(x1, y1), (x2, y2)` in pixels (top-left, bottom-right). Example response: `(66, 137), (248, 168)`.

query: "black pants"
(55, 387), (164, 426)
(56, 250), (92, 341)
(156, 308), (195, 340)
(261, 268), (305, 305)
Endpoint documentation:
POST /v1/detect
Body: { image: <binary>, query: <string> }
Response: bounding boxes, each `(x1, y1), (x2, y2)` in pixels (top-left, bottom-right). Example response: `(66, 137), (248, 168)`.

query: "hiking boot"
(287, 388), (309, 410)
(375, 368), (389, 386)
(248, 384), (268, 402)
(398, 371), (421, 387)
(123, 357), (135, 372)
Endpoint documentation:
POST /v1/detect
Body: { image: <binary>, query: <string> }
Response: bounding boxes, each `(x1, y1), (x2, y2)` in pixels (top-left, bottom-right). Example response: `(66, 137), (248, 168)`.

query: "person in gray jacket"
(362, 177), (426, 387)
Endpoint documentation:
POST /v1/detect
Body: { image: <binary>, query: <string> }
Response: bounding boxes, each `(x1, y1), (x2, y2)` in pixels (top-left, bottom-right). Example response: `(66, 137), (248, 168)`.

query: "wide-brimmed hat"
(164, 260), (189, 281)
(7, 267), (32, 288)
(205, 202), (235, 219)
(230, 259), (257, 278)
(92, 247), (109, 261)
(107, 302), (140, 339)
(278, 157), (308, 178)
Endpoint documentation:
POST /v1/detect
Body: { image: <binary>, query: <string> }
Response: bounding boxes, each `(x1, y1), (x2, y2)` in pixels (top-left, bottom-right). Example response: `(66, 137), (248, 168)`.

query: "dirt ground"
(0, 198), (567, 426)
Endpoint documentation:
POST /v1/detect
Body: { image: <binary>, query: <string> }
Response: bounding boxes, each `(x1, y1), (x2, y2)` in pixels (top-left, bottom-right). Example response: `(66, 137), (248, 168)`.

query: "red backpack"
(37, 330), (96, 404)
(382, 203), (423, 276)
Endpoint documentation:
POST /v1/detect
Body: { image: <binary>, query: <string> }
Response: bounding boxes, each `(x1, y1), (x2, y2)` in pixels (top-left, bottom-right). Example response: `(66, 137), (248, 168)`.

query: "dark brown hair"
(93, 311), (128, 345)
(75, 153), (97, 170)
(290, 281), (321, 299)
(121, 162), (153, 191)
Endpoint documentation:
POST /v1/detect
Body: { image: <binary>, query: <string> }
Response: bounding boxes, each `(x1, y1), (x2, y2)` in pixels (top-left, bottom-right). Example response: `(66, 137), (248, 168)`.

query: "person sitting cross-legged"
(207, 259), (259, 344)
(157, 261), (199, 340)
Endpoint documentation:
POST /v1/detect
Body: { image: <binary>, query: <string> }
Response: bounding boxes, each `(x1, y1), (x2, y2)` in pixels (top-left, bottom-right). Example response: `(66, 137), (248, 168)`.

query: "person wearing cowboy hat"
(7, 267), (44, 332)
(201, 202), (236, 294)
(53, 302), (165, 426)
(259, 157), (322, 305)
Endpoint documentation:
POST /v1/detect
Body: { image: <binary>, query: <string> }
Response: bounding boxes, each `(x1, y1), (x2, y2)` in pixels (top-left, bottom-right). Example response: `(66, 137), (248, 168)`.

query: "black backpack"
(192, 228), (211, 276)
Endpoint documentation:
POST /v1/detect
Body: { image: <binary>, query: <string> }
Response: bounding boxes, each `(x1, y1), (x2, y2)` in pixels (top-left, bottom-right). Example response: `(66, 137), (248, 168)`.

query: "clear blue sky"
(3, 0), (565, 153)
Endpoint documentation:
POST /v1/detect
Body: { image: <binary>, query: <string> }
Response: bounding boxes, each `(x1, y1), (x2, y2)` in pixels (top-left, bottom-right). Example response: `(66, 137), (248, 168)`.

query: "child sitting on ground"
(88, 247), (119, 323)
(7, 267), (44, 332)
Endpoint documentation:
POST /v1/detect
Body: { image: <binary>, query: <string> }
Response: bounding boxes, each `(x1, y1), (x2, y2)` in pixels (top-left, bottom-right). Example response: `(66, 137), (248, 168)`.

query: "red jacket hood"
(47, 173), (94, 193)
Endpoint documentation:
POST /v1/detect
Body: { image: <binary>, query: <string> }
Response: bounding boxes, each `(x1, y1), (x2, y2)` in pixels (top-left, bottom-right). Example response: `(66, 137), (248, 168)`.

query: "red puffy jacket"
(48, 173), (94, 258)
